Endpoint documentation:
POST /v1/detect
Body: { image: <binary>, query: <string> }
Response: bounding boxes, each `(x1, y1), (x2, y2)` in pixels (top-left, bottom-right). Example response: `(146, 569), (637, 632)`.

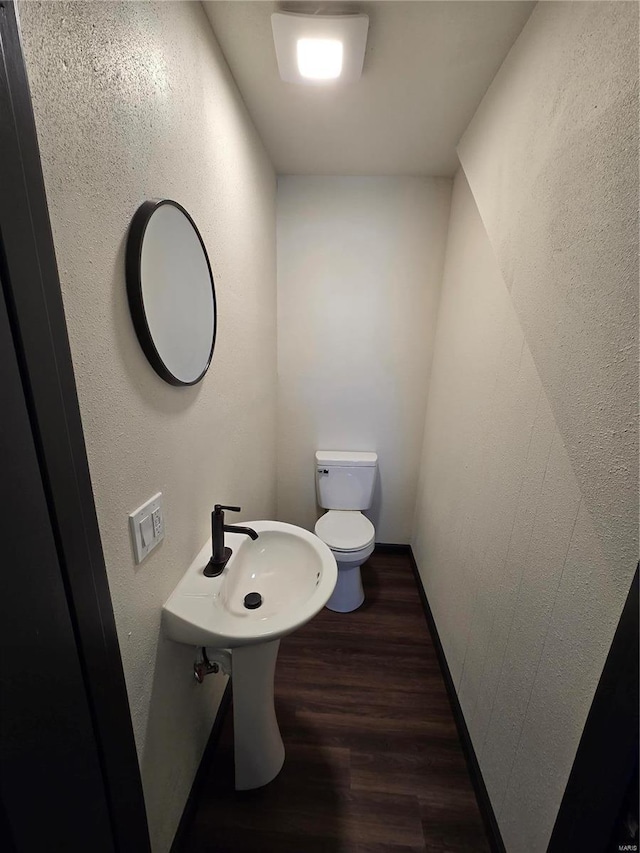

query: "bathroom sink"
(162, 520), (337, 649)
(162, 520), (336, 790)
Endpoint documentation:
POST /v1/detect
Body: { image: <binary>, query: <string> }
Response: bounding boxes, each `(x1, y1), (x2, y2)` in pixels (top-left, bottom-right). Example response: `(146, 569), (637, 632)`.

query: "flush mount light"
(271, 12), (369, 85)
(297, 38), (343, 80)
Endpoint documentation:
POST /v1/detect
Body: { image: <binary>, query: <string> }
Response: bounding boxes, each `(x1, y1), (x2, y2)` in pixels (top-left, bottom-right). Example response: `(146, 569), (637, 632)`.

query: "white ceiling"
(203, 1), (534, 176)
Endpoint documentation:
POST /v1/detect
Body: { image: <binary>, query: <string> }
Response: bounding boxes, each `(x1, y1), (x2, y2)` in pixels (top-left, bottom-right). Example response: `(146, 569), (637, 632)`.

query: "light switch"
(129, 492), (165, 563)
(140, 514), (153, 548)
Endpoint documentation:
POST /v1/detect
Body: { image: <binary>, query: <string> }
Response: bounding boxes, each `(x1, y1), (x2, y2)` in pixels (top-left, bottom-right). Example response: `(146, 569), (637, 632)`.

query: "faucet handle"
(214, 504), (241, 513)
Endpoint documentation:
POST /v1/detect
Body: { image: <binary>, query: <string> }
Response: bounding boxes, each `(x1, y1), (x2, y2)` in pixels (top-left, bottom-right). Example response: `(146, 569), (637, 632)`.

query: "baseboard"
(407, 547), (506, 853)
(170, 679), (232, 853)
(374, 542), (411, 554)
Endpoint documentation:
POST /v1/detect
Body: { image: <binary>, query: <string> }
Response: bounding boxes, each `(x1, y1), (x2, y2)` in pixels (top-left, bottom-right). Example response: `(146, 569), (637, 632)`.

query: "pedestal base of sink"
(232, 639), (285, 790)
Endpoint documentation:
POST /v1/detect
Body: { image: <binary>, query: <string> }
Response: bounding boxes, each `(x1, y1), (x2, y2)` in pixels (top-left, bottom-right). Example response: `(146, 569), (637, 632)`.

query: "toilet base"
(325, 563), (365, 613)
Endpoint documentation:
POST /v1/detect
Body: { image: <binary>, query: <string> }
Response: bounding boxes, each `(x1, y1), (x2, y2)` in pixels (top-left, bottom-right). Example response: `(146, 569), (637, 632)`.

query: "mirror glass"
(126, 200), (216, 385)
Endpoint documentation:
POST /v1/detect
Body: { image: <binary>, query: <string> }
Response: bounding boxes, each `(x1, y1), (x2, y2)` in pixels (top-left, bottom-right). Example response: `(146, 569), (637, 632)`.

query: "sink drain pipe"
(194, 646), (232, 683)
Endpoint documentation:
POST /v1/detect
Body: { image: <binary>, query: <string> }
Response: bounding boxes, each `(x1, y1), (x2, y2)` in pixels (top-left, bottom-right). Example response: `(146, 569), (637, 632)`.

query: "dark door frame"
(548, 566), (639, 852)
(0, 267), (116, 853)
(0, 3), (150, 850)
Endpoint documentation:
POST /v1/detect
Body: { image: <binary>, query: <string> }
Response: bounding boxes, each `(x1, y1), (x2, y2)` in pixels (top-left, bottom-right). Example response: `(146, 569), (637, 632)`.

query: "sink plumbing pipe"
(194, 646), (232, 683)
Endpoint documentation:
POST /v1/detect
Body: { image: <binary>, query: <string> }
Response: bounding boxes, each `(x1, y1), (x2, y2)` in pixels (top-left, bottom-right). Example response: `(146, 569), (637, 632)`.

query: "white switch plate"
(129, 492), (164, 563)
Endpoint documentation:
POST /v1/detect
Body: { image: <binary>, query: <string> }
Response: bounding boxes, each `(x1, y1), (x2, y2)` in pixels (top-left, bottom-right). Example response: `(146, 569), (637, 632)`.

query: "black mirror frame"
(125, 199), (217, 387)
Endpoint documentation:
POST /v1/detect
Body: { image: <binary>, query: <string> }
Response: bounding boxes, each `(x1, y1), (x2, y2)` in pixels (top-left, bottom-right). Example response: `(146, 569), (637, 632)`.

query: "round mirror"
(126, 199), (216, 386)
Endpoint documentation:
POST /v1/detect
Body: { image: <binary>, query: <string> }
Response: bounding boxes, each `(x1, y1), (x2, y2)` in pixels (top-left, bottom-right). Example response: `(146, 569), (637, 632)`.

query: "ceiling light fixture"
(271, 12), (369, 85)
(297, 38), (343, 80)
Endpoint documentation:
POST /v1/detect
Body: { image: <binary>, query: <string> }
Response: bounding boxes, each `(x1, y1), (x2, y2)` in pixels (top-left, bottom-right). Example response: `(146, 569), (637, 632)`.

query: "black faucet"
(204, 504), (259, 577)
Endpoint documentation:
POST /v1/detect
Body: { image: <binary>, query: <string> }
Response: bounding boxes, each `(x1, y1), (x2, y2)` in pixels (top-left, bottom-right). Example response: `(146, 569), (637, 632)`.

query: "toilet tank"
(315, 451), (378, 510)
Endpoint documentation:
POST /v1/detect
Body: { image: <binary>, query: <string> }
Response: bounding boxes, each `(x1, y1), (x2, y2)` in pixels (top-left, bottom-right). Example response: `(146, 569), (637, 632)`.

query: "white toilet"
(314, 450), (378, 613)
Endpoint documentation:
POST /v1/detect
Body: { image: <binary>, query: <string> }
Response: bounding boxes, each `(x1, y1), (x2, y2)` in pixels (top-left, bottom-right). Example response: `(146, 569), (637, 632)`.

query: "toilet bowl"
(314, 510), (375, 612)
(314, 451), (378, 613)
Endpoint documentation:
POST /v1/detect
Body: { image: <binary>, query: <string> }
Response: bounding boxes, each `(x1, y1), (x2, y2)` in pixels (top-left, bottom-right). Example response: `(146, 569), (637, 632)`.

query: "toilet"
(314, 450), (378, 612)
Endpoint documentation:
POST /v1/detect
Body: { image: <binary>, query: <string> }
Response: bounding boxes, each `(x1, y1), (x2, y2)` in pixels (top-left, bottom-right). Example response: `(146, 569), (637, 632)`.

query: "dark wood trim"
(374, 542), (412, 554)
(0, 278), (116, 850)
(0, 796), (16, 853)
(0, 4), (150, 850)
(548, 565), (639, 852)
(170, 680), (232, 853)
(407, 547), (506, 853)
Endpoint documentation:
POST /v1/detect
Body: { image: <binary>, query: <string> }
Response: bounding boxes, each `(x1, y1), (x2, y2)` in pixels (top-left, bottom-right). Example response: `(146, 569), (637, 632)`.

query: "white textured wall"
(458, 0), (639, 579)
(414, 171), (635, 851)
(18, 3), (276, 851)
(277, 176), (451, 542)
(413, 4), (638, 850)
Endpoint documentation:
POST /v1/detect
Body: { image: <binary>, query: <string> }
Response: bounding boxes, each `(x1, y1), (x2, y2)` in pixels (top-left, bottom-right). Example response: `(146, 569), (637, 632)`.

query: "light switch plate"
(129, 492), (164, 563)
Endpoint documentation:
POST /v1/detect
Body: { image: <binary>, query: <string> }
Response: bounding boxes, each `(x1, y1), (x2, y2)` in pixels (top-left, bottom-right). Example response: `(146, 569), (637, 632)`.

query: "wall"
(413, 4), (638, 852)
(457, 0), (638, 580)
(277, 176), (450, 542)
(18, 3), (277, 851)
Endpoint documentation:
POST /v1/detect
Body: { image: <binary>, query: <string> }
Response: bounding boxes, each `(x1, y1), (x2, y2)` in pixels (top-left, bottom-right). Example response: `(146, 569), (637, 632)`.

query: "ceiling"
(203, 1), (534, 176)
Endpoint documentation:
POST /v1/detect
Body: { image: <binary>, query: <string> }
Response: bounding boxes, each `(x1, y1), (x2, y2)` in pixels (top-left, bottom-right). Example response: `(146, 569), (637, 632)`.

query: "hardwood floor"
(179, 549), (491, 852)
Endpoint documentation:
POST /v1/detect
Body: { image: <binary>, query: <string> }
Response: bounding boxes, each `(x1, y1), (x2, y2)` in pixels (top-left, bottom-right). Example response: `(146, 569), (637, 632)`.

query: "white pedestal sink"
(162, 521), (337, 790)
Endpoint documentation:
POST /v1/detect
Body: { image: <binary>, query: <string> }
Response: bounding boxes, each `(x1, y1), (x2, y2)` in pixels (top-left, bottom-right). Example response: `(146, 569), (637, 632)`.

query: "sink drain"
(244, 592), (262, 610)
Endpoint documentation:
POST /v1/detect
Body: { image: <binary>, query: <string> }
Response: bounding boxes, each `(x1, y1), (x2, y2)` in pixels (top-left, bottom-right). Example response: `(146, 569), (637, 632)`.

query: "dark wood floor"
(180, 549), (491, 852)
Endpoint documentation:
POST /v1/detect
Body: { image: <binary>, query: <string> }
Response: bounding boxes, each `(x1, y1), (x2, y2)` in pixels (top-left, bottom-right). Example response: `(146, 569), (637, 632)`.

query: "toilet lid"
(315, 511), (375, 552)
